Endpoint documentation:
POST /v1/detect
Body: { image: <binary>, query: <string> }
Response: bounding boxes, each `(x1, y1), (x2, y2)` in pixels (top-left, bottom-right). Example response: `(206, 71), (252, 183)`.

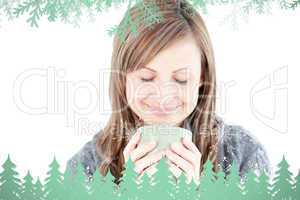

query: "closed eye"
(176, 80), (187, 84)
(141, 78), (187, 84)
(141, 78), (154, 82)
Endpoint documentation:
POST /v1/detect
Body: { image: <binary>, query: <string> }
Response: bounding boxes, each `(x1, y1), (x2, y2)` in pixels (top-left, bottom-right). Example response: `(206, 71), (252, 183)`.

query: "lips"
(143, 101), (182, 113)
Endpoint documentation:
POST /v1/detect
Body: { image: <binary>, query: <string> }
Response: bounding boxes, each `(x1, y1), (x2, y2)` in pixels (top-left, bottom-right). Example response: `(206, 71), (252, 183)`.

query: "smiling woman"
(67, 0), (271, 185)
(126, 33), (202, 127)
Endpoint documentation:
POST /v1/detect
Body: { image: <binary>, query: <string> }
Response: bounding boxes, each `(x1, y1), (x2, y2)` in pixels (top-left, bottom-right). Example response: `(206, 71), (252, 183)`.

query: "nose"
(143, 81), (182, 111)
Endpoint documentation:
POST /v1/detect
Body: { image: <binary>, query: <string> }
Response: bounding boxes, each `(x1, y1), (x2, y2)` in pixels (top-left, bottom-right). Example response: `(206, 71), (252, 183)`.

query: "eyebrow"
(142, 67), (187, 73)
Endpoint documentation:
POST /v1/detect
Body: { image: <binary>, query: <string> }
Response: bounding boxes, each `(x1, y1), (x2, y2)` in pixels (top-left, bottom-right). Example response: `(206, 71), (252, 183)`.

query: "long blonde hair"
(96, 0), (220, 182)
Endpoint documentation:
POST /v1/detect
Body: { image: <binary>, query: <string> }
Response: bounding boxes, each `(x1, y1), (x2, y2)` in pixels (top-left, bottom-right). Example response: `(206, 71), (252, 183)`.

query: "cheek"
(126, 81), (150, 108)
(181, 85), (199, 110)
(182, 83), (199, 101)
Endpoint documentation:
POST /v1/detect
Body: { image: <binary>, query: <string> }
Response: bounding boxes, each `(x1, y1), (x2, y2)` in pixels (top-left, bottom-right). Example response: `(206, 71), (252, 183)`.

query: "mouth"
(143, 102), (182, 115)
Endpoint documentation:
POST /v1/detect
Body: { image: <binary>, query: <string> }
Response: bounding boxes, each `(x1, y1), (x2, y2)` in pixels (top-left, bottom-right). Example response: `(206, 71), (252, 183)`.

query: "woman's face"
(126, 34), (202, 126)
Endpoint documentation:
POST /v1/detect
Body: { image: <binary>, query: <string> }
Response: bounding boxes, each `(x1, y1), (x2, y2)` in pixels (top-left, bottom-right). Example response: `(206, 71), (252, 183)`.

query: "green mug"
(138, 124), (193, 151)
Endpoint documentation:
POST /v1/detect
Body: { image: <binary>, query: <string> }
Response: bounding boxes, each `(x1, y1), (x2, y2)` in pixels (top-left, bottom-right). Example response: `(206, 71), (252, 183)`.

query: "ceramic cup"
(138, 124), (193, 151)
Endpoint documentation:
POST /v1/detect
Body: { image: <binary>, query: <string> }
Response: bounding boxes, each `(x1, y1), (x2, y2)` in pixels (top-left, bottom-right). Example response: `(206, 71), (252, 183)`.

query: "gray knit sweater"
(66, 115), (271, 181)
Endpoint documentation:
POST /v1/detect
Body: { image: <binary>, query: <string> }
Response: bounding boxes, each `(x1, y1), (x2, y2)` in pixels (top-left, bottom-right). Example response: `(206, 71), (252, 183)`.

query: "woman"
(67, 0), (270, 185)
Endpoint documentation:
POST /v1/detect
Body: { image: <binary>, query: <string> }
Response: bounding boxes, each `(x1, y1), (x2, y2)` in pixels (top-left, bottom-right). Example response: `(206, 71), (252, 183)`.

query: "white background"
(0, 3), (299, 181)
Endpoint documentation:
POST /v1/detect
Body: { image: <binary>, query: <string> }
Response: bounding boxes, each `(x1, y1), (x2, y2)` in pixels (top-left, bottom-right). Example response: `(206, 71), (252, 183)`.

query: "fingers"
(145, 164), (158, 177)
(166, 138), (202, 184)
(182, 137), (201, 157)
(123, 130), (141, 162)
(165, 149), (193, 183)
(170, 138), (201, 180)
(137, 163), (158, 180)
(170, 142), (195, 167)
(166, 159), (182, 179)
(181, 137), (201, 182)
(134, 150), (164, 174)
(131, 141), (157, 162)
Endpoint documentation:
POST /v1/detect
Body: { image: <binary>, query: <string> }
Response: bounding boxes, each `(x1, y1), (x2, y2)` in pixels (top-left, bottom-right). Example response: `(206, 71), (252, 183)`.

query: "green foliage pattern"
(0, 0), (299, 31)
(0, 154), (299, 200)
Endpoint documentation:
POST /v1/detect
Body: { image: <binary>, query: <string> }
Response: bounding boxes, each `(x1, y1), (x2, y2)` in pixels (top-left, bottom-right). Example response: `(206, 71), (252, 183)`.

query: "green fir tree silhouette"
(0, 154), (22, 200)
(292, 169), (300, 200)
(102, 169), (117, 200)
(0, 154), (300, 200)
(257, 170), (273, 200)
(20, 170), (35, 200)
(68, 162), (90, 200)
(33, 177), (45, 200)
(119, 158), (139, 200)
(170, 176), (180, 200)
(272, 155), (294, 200)
(152, 158), (172, 200)
(168, 174), (180, 200)
(211, 167), (227, 200)
(138, 172), (155, 200)
(189, 181), (200, 200)
(176, 174), (189, 200)
(177, 172), (199, 200)
(88, 168), (105, 200)
(199, 159), (217, 200)
(243, 169), (261, 199)
(224, 160), (244, 200)
(43, 156), (64, 200)
(61, 165), (75, 200)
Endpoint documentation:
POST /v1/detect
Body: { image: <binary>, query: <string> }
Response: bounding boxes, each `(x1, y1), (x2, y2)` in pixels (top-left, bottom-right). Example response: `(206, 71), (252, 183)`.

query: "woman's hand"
(165, 137), (201, 185)
(123, 129), (164, 177)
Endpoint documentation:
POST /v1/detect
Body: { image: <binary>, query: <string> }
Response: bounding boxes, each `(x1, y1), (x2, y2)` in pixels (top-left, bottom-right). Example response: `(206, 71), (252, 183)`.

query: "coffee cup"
(138, 124), (193, 151)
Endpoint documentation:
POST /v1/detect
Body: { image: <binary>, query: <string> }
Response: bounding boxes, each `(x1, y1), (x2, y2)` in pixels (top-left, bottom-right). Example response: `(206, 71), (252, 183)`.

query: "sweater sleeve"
(66, 131), (102, 181)
(238, 128), (271, 178)
(220, 124), (271, 180)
